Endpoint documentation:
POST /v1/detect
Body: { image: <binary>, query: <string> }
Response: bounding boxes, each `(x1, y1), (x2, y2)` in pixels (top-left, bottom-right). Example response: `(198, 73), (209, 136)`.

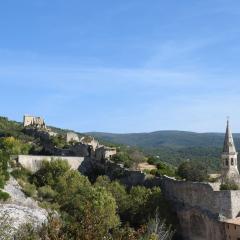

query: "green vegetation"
(89, 131), (228, 149)
(176, 161), (208, 182)
(12, 159), (175, 239)
(111, 147), (146, 169)
(0, 116), (34, 142)
(50, 134), (67, 149)
(220, 181), (239, 190)
(0, 189), (10, 201)
(0, 136), (31, 189)
(89, 131), (229, 171)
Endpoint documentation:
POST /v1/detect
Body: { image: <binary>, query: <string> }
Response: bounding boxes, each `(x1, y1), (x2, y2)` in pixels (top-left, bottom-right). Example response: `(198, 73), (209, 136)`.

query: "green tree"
(94, 176), (128, 214)
(122, 186), (162, 227)
(0, 136), (30, 155)
(177, 161), (208, 182)
(31, 159), (71, 187)
(62, 187), (120, 240)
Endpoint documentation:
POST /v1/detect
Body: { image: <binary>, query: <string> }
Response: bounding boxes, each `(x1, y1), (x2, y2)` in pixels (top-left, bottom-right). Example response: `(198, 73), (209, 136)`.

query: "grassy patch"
(0, 190), (10, 201)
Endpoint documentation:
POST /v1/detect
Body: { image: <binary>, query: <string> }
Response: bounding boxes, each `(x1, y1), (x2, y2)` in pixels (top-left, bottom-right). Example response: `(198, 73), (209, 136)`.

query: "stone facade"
(223, 218), (240, 240)
(95, 146), (117, 161)
(23, 115), (46, 129)
(160, 176), (235, 240)
(80, 136), (100, 151)
(66, 132), (80, 143)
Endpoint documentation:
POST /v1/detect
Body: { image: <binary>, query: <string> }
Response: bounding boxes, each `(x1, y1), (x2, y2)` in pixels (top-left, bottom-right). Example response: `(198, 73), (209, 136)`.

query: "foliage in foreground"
(14, 212), (174, 240)
(12, 159), (174, 240)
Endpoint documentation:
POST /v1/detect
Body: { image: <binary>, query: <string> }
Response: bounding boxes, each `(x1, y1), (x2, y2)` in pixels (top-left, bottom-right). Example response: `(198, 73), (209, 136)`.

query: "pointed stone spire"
(223, 120), (236, 154)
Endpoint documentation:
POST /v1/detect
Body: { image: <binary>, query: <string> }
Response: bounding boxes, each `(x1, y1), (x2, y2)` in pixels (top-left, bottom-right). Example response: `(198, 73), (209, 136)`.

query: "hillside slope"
(88, 131), (240, 149)
(88, 131), (240, 171)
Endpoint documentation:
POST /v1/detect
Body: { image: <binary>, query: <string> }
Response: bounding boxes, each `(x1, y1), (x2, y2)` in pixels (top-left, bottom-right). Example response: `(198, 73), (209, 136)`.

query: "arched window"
(226, 159), (229, 166)
(231, 158), (234, 165)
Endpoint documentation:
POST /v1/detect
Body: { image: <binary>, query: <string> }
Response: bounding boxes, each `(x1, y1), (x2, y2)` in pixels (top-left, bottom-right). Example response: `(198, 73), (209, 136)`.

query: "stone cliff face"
(0, 177), (47, 236)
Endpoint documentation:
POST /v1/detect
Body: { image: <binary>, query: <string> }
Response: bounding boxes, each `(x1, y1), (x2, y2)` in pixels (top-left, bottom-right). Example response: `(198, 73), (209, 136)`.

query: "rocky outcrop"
(0, 177), (47, 236)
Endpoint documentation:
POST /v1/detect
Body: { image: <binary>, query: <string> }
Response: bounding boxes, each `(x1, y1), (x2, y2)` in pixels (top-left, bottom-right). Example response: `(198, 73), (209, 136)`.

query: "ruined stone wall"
(160, 176), (236, 218)
(17, 155), (85, 172)
(66, 132), (80, 143)
(95, 147), (117, 161)
(159, 176), (240, 240)
(23, 115), (45, 128)
(177, 207), (226, 240)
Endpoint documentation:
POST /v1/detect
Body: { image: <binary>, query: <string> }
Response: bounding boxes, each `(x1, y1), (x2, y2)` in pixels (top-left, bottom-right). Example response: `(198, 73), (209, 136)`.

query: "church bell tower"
(221, 120), (239, 182)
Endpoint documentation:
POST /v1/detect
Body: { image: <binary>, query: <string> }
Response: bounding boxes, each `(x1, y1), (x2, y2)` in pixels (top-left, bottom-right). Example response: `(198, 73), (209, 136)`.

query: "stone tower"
(221, 120), (239, 183)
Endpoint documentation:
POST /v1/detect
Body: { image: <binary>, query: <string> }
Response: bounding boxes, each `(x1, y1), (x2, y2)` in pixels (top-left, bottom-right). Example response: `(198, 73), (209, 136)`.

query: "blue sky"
(1, 0), (240, 133)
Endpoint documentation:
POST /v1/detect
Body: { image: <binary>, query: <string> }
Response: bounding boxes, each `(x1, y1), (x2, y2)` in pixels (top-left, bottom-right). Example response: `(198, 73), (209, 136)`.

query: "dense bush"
(176, 161), (208, 182)
(220, 182), (239, 190)
(19, 180), (37, 197)
(111, 148), (146, 169)
(111, 152), (132, 168)
(31, 159), (71, 187)
(50, 135), (67, 149)
(11, 159), (174, 239)
(0, 190), (10, 201)
(38, 185), (58, 201)
(11, 168), (31, 181)
(0, 136), (30, 155)
(148, 162), (176, 177)
(0, 152), (10, 188)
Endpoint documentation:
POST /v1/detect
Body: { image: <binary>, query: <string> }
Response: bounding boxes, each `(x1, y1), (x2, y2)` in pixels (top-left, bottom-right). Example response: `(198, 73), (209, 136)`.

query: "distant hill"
(1, 114), (238, 171)
(88, 131), (240, 171)
(88, 131), (240, 149)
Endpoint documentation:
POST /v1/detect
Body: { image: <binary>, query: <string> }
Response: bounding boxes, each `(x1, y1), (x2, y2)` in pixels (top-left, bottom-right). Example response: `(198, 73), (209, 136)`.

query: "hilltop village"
(22, 115), (117, 164)
(1, 115), (240, 239)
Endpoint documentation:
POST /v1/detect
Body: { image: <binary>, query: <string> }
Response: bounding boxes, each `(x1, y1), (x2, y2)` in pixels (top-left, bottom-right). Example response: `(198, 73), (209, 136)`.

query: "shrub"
(220, 182), (239, 190)
(11, 168), (31, 181)
(150, 169), (158, 175)
(0, 190), (10, 201)
(177, 161), (208, 182)
(31, 159), (71, 187)
(38, 185), (57, 200)
(19, 181), (37, 197)
(0, 175), (5, 189)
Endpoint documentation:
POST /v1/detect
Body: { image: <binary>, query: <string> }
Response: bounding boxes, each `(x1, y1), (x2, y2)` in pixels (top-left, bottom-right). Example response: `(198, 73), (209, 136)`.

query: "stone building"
(66, 132), (80, 143)
(160, 120), (240, 240)
(23, 115), (46, 129)
(223, 218), (240, 240)
(221, 120), (240, 184)
(95, 146), (117, 161)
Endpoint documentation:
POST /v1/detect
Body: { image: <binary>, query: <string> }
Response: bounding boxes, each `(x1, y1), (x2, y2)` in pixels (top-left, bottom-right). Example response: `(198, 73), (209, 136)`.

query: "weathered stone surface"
(177, 207), (225, 240)
(66, 132), (80, 143)
(159, 176), (240, 239)
(17, 155), (85, 172)
(0, 177), (47, 236)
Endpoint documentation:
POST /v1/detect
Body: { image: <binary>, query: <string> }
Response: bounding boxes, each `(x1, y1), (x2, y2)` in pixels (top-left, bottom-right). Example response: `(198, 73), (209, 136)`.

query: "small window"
(231, 158), (234, 165)
(226, 160), (229, 166)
